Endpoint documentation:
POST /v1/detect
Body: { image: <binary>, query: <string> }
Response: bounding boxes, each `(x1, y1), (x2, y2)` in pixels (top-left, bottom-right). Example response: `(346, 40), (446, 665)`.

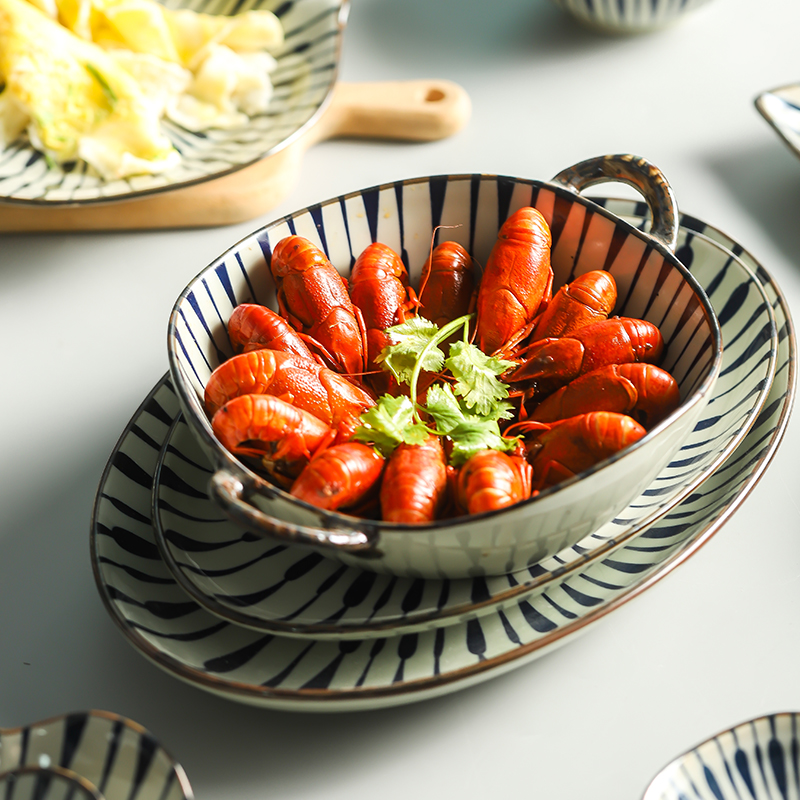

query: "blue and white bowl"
(550, 0), (716, 33)
(643, 713), (800, 800)
(167, 154), (722, 580)
(755, 83), (800, 162)
(0, 710), (193, 800)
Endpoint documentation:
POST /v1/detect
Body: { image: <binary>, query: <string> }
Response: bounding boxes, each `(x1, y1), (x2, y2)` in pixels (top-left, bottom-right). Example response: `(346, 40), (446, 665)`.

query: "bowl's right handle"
(550, 154), (679, 251)
(209, 470), (382, 557)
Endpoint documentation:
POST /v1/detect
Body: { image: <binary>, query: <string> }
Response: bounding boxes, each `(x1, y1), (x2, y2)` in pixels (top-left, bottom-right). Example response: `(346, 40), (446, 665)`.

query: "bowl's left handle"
(209, 470), (382, 557)
(550, 154), (679, 251)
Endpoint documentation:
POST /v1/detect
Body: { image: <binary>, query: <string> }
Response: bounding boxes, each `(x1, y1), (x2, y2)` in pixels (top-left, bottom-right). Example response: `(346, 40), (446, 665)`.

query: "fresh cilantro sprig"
(425, 384), (519, 466)
(350, 395), (429, 457)
(374, 316), (444, 385)
(352, 313), (521, 464)
(445, 341), (517, 416)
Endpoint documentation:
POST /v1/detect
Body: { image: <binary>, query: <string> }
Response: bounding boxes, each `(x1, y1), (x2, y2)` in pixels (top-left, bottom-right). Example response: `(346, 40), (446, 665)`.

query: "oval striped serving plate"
(152, 216), (775, 638)
(91, 209), (795, 711)
(0, 0), (345, 203)
(0, 710), (193, 800)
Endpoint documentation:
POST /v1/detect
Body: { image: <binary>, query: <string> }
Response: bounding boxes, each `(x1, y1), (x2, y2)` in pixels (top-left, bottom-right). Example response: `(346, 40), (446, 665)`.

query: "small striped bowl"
(0, 710), (193, 800)
(167, 154), (722, 579)
(644, 713), (800, 800)
(550, 0), (716, 33)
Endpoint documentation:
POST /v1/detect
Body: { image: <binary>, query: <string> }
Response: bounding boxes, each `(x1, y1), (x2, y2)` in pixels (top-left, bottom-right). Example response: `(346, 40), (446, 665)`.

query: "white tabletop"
(2, 0), (800, 797)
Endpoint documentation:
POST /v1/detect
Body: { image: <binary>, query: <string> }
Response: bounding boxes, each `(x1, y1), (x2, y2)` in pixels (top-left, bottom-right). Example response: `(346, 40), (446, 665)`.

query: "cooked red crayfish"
(507, 316), (664, 405)
(476, 206), (553, 356)
(204, 348), (375, 442)
(456, 449), (532, 515)
(380, 435), (449, 524)
(418, 240), (476, 329)
(202, 216), (680, 525)
(290, 442), (385, 512)
(523, 411), (647, 492)
(270, 235), (367, 379)
(530, 363), (680, 428)
(228, 303), (319, 362)
(349, 242), (415, 396)
(530, 269), (617, 341)
(211, 394), (333, 480)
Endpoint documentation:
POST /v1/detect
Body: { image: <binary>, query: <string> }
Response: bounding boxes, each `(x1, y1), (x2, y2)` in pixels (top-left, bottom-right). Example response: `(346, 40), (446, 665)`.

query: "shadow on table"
(0, 416), (559, 800)
(706, 140), (800, 273)
(347, 0), (638, 71)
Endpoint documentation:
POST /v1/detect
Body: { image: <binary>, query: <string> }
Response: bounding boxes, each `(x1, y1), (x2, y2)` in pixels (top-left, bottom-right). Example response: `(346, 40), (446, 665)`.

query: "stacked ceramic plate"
(91, 193), (796, 712)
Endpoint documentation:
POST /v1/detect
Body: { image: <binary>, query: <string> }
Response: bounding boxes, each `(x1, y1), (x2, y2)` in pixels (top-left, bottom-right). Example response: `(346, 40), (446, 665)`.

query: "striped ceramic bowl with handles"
(167, 154), (722, 579)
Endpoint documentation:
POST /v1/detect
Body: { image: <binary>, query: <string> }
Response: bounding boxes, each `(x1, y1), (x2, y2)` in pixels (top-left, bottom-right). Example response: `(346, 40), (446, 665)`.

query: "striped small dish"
(549, 0), (716, 33)
(0, 710), (193, 800)
(90, 211), (795, 710)
(167, 155), (722, 579)
(0, 0), (346, 204)
(1, 767), (104, 800)
(755, 84), (800, 164)
(643, 713), (800, 799)
(153, 219), (775, 637)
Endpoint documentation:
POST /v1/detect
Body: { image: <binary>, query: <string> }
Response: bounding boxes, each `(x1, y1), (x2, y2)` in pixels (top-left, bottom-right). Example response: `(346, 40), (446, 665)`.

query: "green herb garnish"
(425, 384), (519, 466)
(374, 316), (445, 385)
(445, 340), (516, 416)
(353, 313), (520, 465)
(350, 395), (429, 457)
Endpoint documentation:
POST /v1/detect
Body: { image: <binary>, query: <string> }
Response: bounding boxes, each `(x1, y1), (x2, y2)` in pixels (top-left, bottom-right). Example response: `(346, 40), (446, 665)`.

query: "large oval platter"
(90, 208), (796, 711)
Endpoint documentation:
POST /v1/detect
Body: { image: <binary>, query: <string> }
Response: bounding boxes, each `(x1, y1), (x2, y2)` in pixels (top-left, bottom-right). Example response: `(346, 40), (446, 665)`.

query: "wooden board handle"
(0, 79), (471, 231)
(312, 79), (472, 143)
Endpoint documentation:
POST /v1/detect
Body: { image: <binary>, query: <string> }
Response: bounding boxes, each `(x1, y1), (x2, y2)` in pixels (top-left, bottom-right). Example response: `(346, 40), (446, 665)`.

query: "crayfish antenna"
(399, 285), (421, 322)
(503, 419), (550, 438)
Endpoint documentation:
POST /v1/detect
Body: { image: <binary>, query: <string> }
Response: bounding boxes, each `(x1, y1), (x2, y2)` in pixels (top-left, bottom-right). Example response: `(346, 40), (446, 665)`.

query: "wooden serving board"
(0, 79), (471, 232)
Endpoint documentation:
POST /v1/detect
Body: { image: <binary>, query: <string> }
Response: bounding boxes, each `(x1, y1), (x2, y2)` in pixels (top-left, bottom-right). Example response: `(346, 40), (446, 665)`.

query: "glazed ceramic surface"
(643, 712), (800, 800)
(92, 207), (795, 712)
(168, 160), (722, 579)
(0, 710), (193, 800)
(154, 216), (775, 638)
(0, 0), (345, 204)
(549, 0), (716, 33)
(755, 84), (800, 162)
(0, 767), (103, 800)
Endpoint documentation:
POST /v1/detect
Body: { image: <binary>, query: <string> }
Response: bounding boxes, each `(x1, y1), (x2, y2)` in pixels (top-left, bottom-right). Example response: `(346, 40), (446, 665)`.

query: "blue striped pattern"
(0, 0), (344, 203)
(167, 173), (723, 579)
(550, 0), (715, 32)
(644, 713), (800, 800)
(153, 213), (775, 638)
(0, 767), (102, 800)
(0, 711), (192, 800)
(92, 207), (795, 711)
